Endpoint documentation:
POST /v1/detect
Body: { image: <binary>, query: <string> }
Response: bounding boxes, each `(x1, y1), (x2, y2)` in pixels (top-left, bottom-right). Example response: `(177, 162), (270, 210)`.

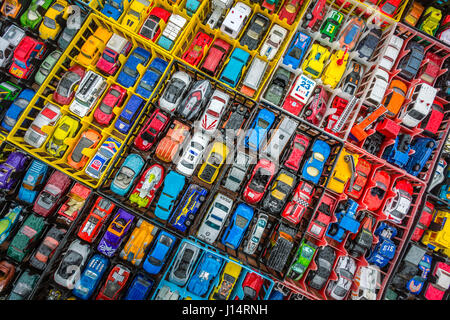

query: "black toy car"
(345, 214), (375, 258)
(363, 132), (385, 155)
(262, 169), (297, 214)
(263, 223), (296, 273)
(435, 58), (450, 100)
(221, 103), (250, 138)
(356, 27), (382, 60)
(307, 246), (336, 290)
(29, 226), (67, 271)
(342, 62), (363, 95)
(239, 13), (270, 51)
(177, 79), (212, 121)
(398, 41), (424, 81)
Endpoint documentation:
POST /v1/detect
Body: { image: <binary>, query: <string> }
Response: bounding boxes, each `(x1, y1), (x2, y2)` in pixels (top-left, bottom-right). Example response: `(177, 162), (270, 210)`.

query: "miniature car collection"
(0, 0), (448, 302)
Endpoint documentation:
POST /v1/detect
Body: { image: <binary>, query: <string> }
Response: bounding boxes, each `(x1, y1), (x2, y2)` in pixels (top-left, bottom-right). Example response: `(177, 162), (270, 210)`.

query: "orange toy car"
(350, 105), (387, 142)
(404, 2), (424, 27)
(67, 129), (102, 170)
(155, 120), (190, 162)
(383, 79), (407, 118)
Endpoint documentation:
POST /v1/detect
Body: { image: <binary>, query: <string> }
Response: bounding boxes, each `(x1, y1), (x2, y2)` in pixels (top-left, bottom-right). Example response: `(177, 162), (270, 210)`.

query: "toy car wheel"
(413, 164), (421, 172)
(306, 13), (313, 20)
(304, 109), (312, 116)
(136, 219), (143, 227)
(199, 195), (205, 202)
(185, 220), (191, 226)
(188, 214), (195, 220)
(170, 123), (175, 129)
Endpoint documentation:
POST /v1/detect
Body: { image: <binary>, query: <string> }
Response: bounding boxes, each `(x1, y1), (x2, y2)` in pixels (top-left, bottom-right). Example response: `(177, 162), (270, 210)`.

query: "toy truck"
(382, 133), (411, 167)
(421, 209), (450, 257)
(9, 36), (46, 79)
(206, 0), (233, 29)
(326, 199), (360, 243)
(157, 14), (187, 50)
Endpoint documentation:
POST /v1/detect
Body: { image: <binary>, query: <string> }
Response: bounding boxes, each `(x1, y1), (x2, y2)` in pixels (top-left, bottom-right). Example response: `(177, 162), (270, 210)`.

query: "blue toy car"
(221, 203), (254, 250)
(169, 184), (207, 233)
(187, 253), (223, 297)
(155, 170), (186, 220)
(1, 89), (35, 131)
(0, 205), (23, 245)
(73, 254), (109, 300)
(18, 160), (48, 204)
(325, 199), (360, 243)
(283, 31), (312, 69)
(117, 47), (152, 88)
(114, 95), (145, 134)
(301, 139), (331, 184)
(406, 254), (432, 295)
(382, 133), (411, 167)
(110, 153), (145, 197)
(244, 108), (275, 152)
(136, 58), (168, 99)
(366, 222), (397, 268)
(143, 230), (177, 275)
(101, 0), (124, 20)
(123, 274), (154, 300)
(185, 0), (201, 16)
(85, 137), (122, 180)
(404, 137), (436, 176)
(268, 289), (286, 300)
(219, 48), (250, 88)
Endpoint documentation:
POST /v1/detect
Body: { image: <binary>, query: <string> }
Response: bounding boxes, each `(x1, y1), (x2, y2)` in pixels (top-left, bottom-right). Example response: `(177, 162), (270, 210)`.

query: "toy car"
(93, 84), (127, 126)
(197, 193), (233, 244)
(342, 62), (363, 95)
(0, 205), (23, 246)
(23, 103), (61, 149)
(362, 169), (390, 212)
(120, 219), (157, 265)
(124, 274), (154, 300)
(219, 48), (250, 88)
(282, 181), (314, 225)
(379, 0), (401, 18)
(143, 230), (176, 275)
(76, 27), (112, 66)
(154, 170), (186, 220)
(420, 100), (444, 136)
(17, 160), (47, 204)
(328, 149), (358, 194)
(46, 115), (80, 158)
(117, 47), (151, 88)
(366, 222), (397, 268)
(154, 285), (180, 300)
(356, 27), (382, 60)
(157, 13), (187, 50)
(56, 182), (91, 226)
(200, 38), (231, 76)
(301, 86), (328, 125)
(38, 0), (68, 40)
(263, 67), (292, 106)
(199, 89), (229, 135)
(73, 254), (109, 300)
(136, 58), (168, 99)
(384, 180), (413, 225)
(97, 209), (134, 257)
(405, 137), (436, 176)
(29, 226), (66, 271)
(54, 239), (91, 289)
(366, 68), (389, 105)
(155, 120), (189, 163)
(301, 139), (330, 184)
(120, 0), (151, 32)
(139, 7), (171, 41)
(134, 109), (169, 151)
(223, 151), (253, 192)
(177, 79), (212, 121)
(0, 151), (29, 192)
(101, 0), (124, 20)
(96, 264), (131, 300)
(307, 194), (336, 239)
(182, 31), (213, 66)
(244, 108), (275, 152)
(419, 7), (442, 36)
(263, 223), (296, 273)
(114, 95), (145, 134)
(307, 246), (336, 290)
(169, 184), (207, 233)
(198, 142), (229, 184)
(288, 240), (317, 281)
(220, 103), (250, 138)
(129, 164), (164, 208)
(243, 158), (276, 204)
(283, 31), (311, 69)
(78, 197), (115, 243)
(0, 261), (15, 294)
(320, 10), (344, 42)
(322, 49), (349, 89)
(33, 170), (71, 217)
(85, 137), (122, 180)
(1, 0), (22, 18)
(346, 158), (371, 199)
(404, 1), (424, 26)
(302, 43), (330, 79)
(241, 272), (264, 300)
(240, 13), (270, 51)
(383, 79), (407, 118)
(35, 50), (61, 86)
(411, 201), (434, 242)
(53, 64), (85, 106)
(259, 24), (287, 61)
(398, 41), (425, 81)
(326, 199), (360, 243)
(67, 129), (102, 170)
(96, 34), (132, 76)
(220, 2), (251, 39)
(327, 256), (356, 300)
(210, 261), (242, 300)
(345, 213), (375, 258)
(221, 203), (254, 250)
(418, 52), (442, 85)
(286, 74), (316, 110)
(159, 71), (192, 113)
(169, 242), (200, 286)
(187, 253), (222, 297)
(243, 213), (268, 255)
(111, 153), (145, 197)
(9, 36), (46, 79)
(379, 35), (403, 71)
(7, 270), (38, 300)
(57, 8), (85, 50)
(278, 0), (302, 25)
(262, 169), (296, 214)
(339, 17), (365, 51)
(176, 131), (210, 176)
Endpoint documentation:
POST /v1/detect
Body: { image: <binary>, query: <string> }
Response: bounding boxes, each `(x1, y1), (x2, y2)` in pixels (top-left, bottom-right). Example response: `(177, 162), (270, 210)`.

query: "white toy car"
(0, 24), (25, 68)
(289, 74), (316, 105)
(69, 70), (107, 117)
(196, 193), (233, 244)
(327, 255), (357, 300)
(400, 83), (437, 128)
(157, 14), (187, 50)
(24, 102), (62, 148)
(54, 240), (91, 290)
(159, 71), (192, 113)
(260, 24), (288, 61)
(199, 89), (229, 135)
(220, 2), (251, 39)
(168, 242), (200, 286)
(155, 285), (180, 300)
(176, 131), (210, 176)
(379, 35), (404, 71)
(243, 213), (268, 255)
(262, 116), (298, 161)
(384, 182), (413, 224)
(351, 265), (380, 300)
(366, 68), (389, 105)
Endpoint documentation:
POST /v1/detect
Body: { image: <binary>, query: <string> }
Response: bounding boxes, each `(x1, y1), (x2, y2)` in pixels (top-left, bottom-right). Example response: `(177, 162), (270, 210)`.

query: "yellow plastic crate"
(327, 0), (409, 22)
(7, 12), (173, 189)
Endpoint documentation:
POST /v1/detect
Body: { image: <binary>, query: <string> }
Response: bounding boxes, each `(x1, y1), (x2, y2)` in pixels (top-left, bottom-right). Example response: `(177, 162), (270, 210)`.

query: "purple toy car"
(97, 209), (134, 257)
(0, 152), (29, 191)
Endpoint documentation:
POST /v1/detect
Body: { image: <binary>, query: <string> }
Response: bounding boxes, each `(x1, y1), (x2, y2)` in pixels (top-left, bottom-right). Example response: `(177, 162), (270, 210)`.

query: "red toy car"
(53, 64), (85, 106)
(56, 183), (91, 227)
(362, 169), (390, 212)
(420, 100), (444, 136)
(419, 52), (442, 85)
(129, 164), (164, 208)
(182, 31), (213, 66)
(33, 170), (72, 217)
(278, 0), (303, 25)
(96, 37), (132, 75)
(411, 201), (434, 242)
(134, 109), (169, 151)
(241, 272), (264, 300)
(302, 0), (326, 31)
(78, 196), (115, 243)
(200, 39), (231, 76)
(325, 96), (347, 133)
(284, 134), (310, 172)
(139, 7), (171, 41)
(282, 181), (314, 225)
(94, 84), (127, 126)
(243, 158), (276, 204)
(346, 158), (371, 199)
(282, 95), (303, 116)
(9, 36), (46, 79)
(304, 86), (328, 126)
(307, 194), (336, 239)
(378, 0), (401, 18)
(424, 262), (450, 300)
(96, 264), (131, 300)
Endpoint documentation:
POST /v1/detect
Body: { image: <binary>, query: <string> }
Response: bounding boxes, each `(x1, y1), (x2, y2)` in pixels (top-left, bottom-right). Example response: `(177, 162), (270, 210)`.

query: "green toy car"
(288, 239), (317, 281)
(320, 10), (344, 42)
(7, 214), (45, 263)
(35, 50), (62, 85)
(264, 67), (292, 106)
(7, 270), (39, 300)
(20, 0), (54, 29)
(0, 81), (21, 101)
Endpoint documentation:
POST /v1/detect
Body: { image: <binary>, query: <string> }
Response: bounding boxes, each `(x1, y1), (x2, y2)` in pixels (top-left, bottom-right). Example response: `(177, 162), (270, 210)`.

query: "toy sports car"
(24, 102), (61, 149)
(116, 47), (151, 88)
(97, 209), (134, 257)
(301, 139), (331, 184)
(243, 158), (276, 204)
(8, 270), (38, 300)
(73, 254), (109, 300)
(169, 184), (207, 233)
(283, 31), (312, 69)
(182, 31), (213, 66)
(307, 246), (336, 290)
(366, 222), (397, 268)
(0, 205), (23, 246)
(111, 153), (145, 197)
(320, 10), (344, 42)
(94, 84), (127, 126)
(187, 253), (223, 297)
(7, 214), (45, 263)
(129, 164), (164, 208)
(362, 169), (390, 212)
(282, 181), (314, 225)
(154, 170), (186, 220)
(53, 64), (85, 106)
(262, 169), (297, 214)
(159, 71), (192, 113)
(120, 219), (158, 265)
(67, 129), (102, 170)
(78, 196), (115, 243)
(327, 255), (356, 300)
(54, 239), (91, 289)
(96, 264), (131, 300)
(136, 58), (168, 99)
(239, 13), (270, 51)
(139, 7), (171, 41)
(46, 115), (80, 158)
(134, 109), (169, 151)
(33, 170), (72, 217)
(143, 230), (176, 275)
(338, 16), (365, 50)
(221, 203), (254, 250)
(1, 89), (35, 131)
(384, 179), (413, 224)
(288, 240), (317, 281)
(85, 137), (121, 180)
(0, 151), (29, 191)
(29, 226), (66, 271)
(155, 120), (190, 163)
(177, 79), (212, 121)
(301, 43), (330, 79)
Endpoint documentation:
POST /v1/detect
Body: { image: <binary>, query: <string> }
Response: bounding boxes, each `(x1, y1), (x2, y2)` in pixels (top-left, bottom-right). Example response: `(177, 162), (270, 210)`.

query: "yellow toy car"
(327, 149), (359, 194)
(120, 219), (158, 265)
(38, 0), (69, 40)
(77, 27), (112, 66)
(46, 115), (80, 158)
(120, 0), (151, 33)
(419, 7), (442, 36)
(422, 209), (450, 257)
(210, 260), (242, 300)
(301, 43), (330, 79)
(321, 49), (349, 88)
(197, 142), (229, 184)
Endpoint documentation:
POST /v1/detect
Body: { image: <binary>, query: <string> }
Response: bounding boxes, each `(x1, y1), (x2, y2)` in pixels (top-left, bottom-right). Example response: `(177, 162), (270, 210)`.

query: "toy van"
(115, 95), (145, 134)
(241, 57), (268, 97)
(401, 83), (437, 128)
(219, 48), (250, 87)
(157, 14), (187, 50)
(96, 34), (132, 75)
(262, 116), (298, 161)
(220, 2), (251, 39)
(69, 71), (107, 117)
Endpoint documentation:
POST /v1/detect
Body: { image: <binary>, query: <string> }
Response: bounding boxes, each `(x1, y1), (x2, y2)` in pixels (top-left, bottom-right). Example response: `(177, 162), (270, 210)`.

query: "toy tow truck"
(326, 199), (360, 243)
(56, 183), (91, 227)
(350, 104), (387, 142)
